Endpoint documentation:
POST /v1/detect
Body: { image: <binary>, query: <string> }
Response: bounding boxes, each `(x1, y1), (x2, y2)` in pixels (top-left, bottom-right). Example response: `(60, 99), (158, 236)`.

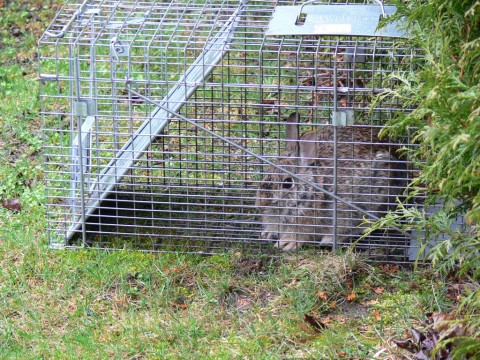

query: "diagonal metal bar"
(125, 87), (413, 240)
(125, 86), (381, 222)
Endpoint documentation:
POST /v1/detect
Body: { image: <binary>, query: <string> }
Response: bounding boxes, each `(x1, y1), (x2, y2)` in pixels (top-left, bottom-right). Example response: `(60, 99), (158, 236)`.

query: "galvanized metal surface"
(40, 0), (426, 262)
(266, 3), (406, 37)
(64, 3), (244, 241)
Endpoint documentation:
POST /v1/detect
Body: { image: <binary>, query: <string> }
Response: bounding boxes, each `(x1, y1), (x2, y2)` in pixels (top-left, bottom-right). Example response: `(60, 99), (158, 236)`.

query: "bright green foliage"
(371, 0), (480, 357)
(377, 0), (480, 266)
(382, 0), (480, 223)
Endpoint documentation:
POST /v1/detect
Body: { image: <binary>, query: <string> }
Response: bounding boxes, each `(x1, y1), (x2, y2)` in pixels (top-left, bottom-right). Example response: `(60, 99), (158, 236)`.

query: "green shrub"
(368, 0), (480, 357)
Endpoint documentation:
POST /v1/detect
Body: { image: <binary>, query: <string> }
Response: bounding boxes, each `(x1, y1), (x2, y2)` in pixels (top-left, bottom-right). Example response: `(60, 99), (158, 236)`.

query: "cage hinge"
(74, 99), (97, 117)
(331, 110), (354, 126)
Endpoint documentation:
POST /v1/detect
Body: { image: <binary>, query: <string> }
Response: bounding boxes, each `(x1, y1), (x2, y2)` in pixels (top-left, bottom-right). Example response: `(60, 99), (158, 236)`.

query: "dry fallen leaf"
(426, 312), (468, 340)
(360, 299), (379, 307)
(2, 198), (22, 212)
(372, 309), (381, 321)
(304, 314), (327, 333)
(317, 291), (328, 301)
(299, 322), (316, 334)
(171, 302), (187, 310)
(328, 301), (337, 309)
(334, 315), (347, 325)
(320, 316), (332, 324)
(379, 264), (400, 274)
(346, 292), (356, 302)
(392, 311), (472, 359)
(171, 296), (188, 310)
(392, 338), (418, 353)
(374, 287), (385, 294)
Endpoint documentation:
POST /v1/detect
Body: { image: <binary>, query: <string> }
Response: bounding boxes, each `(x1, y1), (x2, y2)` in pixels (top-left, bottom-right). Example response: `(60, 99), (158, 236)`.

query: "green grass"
(0, 229), (455, 359)
(0, 1), (473, 358)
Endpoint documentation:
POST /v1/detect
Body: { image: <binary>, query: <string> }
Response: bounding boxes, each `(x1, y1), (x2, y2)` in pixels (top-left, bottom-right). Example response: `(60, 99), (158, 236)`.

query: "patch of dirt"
(220, 286), (275, 312)
(221, 287), (254, 311)
(335, 299), (370, 320)
(125, 272), (148, 287)
(233, 256), (279, 277)
(230, 291), (254, 311)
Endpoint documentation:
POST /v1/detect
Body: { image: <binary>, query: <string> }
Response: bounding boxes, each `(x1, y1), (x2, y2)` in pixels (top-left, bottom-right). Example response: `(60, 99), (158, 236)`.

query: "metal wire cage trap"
(39, 0), (426, 262)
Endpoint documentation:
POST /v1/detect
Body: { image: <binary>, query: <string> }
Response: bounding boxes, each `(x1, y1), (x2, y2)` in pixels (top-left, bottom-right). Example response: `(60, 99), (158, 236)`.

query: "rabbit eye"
(282, 177), (295, 189)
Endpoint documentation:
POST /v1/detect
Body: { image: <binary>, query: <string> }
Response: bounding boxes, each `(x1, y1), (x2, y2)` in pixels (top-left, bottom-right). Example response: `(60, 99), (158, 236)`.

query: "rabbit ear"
(299, 131), (317, 166)
(285, 112), (300, 157)
(286, 112), (299, 141)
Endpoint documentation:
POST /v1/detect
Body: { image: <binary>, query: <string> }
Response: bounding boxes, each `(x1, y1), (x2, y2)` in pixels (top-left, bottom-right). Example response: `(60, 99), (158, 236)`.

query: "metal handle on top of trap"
(296, 0), (386, 25)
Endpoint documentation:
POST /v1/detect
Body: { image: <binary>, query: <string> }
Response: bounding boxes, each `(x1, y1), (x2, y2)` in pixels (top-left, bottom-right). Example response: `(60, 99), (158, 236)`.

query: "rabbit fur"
(256, 112), (404, 251)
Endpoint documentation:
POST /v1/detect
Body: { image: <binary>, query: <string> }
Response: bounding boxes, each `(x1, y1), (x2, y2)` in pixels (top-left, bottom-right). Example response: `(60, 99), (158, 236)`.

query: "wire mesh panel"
(39, 0), (425, 262)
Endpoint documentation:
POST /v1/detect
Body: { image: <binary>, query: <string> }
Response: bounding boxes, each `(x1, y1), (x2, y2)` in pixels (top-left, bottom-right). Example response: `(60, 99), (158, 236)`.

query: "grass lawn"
(0, 1), (465, 358)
